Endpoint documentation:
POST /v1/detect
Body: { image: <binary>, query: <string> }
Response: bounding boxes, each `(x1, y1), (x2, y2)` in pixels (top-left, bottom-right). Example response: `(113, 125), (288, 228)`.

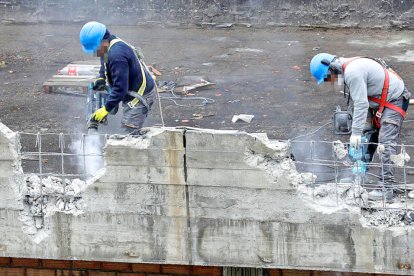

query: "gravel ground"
(2, 23), (414, 182)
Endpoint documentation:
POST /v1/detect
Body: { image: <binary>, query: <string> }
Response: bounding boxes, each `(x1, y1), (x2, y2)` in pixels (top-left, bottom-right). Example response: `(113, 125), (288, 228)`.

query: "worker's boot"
(368, 180), (394, 202)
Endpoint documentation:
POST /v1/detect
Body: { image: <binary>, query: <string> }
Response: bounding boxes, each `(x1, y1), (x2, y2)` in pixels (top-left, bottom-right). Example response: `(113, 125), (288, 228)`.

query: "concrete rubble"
(1, 123), (414, 273)
(19, 174), (89, 243)
(391, 150), (411, 167)
(333, 140), (348, 160)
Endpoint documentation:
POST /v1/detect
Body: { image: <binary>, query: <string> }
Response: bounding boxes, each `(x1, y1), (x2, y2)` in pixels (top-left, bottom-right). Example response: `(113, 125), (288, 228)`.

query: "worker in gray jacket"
(310, 53), (410, 201)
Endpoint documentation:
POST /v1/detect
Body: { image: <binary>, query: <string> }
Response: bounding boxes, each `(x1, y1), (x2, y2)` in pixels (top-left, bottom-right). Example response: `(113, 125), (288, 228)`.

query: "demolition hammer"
(333, 105), (378, 175)
(86, 82), (118, 134)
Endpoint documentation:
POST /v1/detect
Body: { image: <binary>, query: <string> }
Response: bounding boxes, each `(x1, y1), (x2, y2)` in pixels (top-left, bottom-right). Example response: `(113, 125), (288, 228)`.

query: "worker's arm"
(98, 57), (105, 79)
(93, 57), (106, 90)
(347, 72), (369, 136)
(104, 56), (129, 112)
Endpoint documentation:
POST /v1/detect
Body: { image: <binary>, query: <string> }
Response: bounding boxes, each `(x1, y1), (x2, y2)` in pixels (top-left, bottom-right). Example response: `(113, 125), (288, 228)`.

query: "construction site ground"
(2, 23), (414, 181)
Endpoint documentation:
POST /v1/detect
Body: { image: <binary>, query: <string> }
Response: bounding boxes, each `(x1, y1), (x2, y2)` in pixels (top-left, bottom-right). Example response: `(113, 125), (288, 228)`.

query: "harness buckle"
(127, 101), (135, 109)
(375, 111), (382, 118)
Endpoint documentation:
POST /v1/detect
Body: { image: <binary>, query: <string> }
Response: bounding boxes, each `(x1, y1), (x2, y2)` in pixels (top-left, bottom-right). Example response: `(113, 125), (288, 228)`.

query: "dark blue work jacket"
(98, 35), (155, 112)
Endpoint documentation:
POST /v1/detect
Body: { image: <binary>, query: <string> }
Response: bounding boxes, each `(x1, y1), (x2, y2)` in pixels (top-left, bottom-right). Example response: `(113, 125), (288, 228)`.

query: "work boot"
(368, 189), (394, 202)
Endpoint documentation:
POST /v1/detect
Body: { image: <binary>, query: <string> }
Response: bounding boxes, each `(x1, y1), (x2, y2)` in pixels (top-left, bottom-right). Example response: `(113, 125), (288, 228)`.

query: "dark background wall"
(1, 0), (414, 29)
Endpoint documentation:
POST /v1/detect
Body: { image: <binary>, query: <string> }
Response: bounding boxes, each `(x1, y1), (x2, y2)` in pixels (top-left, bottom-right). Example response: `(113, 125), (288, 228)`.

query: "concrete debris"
(377, 144), (385, 154)
(343, 184), (368, 206)
(315, 185), (329, 198)
(24, 175), (86, 216)
(404, 211), (414, 223)
(20, 174), (87, 242)
(298, 183), (368, 213)
(232, 48), (264, 54)
(244, 149), (316, 187)
(390, 151), (410, 167)
(243, 133), (316, 187)
(174, 76), (215, 94)
(216, 23), (233, 28)
(107, 128), (166, 148)
(232, 114), (254, 123)
(291, 172), (317, 186)
(408, 191), (414, 199)
(333, 140), (347, 160)
(362, 209), (408, 227)
(236, 23), (252, 28)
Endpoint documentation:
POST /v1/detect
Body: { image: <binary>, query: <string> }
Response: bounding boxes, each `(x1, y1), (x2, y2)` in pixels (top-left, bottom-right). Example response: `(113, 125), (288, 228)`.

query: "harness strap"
(108, 38), (148, 108)
(341, 57), (362, 71)
(127, 91), (151, 111)
(342, 57), (406, 120)
(374, 68), (389, 119)
(367, 96), (406, 118)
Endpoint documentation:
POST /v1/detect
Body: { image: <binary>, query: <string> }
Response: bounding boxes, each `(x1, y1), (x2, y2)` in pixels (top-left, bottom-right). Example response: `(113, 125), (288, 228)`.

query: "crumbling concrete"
(1, 0), (414, 29)
(0, 122), (413, 274)
(20, 175), (89, 243)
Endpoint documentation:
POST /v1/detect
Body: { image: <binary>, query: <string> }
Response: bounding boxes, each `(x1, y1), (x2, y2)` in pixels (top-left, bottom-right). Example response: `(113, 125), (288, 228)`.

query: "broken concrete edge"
(0, 122), (24, 203)
(1, 121), (413, 245)
(104, 126), (414, 232)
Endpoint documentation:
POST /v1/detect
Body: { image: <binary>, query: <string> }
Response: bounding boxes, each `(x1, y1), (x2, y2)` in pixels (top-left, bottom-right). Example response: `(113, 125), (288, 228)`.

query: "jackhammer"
(333, 105), (378, 176)
(86, 82), (117, 134)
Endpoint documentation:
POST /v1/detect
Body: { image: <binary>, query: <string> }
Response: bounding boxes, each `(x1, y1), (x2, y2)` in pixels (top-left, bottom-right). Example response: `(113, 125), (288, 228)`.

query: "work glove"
(92, 106), (109, 123)
(349, 134), (362, 149)
(93, 78), (106, 91)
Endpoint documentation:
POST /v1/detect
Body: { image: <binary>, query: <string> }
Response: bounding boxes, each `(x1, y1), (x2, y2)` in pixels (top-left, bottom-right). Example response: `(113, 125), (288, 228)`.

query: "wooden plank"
(43, 61), (100, 95)
(43, 81), (90, 88)
(48, 75), (96, 80)
(70, 60), (100, 65)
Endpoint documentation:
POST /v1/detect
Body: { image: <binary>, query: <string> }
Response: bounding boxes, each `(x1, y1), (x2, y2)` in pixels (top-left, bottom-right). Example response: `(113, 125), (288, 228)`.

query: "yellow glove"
(92, 106), (109, 122)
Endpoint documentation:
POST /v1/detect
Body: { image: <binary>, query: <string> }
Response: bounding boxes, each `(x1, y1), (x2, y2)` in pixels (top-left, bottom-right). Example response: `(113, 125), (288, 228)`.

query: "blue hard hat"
(80, 21), (106, 54)
(310, 53), (336, 85)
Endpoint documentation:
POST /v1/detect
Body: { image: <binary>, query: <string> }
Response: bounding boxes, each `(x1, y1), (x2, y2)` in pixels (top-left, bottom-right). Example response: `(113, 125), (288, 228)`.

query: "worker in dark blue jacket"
(80, 21), (156, 135)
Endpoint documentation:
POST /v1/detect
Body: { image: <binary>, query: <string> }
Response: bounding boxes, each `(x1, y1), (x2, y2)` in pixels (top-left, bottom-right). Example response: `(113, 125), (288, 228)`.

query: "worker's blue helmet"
(80, 21), (106, 54)
(310, 53), (336, 85)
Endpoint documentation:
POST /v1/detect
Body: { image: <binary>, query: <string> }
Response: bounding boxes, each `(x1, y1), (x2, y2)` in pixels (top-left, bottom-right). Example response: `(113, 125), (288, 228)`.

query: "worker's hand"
(92, 106), (109, 122)
(93, 78), (106, 91)
(349, 134), (362, 149)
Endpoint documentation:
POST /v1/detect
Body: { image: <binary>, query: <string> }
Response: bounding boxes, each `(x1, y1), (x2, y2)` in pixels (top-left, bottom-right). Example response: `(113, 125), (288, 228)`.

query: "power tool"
(348, 129), (378, 175)
(86, 82), (118, 134)
(333, 105), (352, 135)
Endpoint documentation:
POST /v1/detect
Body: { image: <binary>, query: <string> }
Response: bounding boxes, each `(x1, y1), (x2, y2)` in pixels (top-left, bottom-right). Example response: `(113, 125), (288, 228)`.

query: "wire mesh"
(289, 139), (414, 226)
(17, 132), (107, 225)
(15, 132), (414, 227)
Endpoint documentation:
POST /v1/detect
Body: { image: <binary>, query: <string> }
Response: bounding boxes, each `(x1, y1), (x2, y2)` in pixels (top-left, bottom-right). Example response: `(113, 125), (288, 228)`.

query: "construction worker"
(79, 21), (156, 135)
(310, 53), (410, 201)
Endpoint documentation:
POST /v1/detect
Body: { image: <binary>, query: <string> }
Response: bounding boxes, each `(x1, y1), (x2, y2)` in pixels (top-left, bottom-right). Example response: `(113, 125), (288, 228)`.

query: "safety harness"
(107, 38), (152, 109)
(342, 57), (406, 128)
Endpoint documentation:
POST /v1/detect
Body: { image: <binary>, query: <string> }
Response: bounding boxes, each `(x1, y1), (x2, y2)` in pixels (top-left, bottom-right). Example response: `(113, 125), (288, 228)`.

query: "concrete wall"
(0, 123), (413, 275)
(1, 0), (414, 29)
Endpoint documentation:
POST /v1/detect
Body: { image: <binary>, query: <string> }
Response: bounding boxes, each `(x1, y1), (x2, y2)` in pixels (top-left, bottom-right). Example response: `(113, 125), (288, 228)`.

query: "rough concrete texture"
(0, 122), (414, 274)
(1, 0), (414, 29)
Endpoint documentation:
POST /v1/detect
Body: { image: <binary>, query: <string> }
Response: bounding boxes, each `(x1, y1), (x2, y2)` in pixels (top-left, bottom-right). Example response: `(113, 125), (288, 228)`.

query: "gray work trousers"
(121, 87), (156, 135)
(375, 88), (410, 186)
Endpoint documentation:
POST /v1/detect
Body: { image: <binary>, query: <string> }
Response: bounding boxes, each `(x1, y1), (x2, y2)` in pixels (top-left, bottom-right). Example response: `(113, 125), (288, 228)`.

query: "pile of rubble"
(24, 174), (86, 218)
(362, 209), (414, 227)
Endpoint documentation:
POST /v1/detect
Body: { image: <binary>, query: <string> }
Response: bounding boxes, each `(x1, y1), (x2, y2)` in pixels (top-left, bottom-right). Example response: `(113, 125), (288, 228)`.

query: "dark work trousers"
(121, 87), (156, 135)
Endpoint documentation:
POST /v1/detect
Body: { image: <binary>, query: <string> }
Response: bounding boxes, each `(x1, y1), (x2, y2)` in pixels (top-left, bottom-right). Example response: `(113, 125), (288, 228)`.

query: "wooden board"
(43, 61), (99, 95)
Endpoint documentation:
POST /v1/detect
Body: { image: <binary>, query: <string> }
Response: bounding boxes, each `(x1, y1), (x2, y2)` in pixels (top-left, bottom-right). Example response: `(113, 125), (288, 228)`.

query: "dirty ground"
(1, 24), (414, 162)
